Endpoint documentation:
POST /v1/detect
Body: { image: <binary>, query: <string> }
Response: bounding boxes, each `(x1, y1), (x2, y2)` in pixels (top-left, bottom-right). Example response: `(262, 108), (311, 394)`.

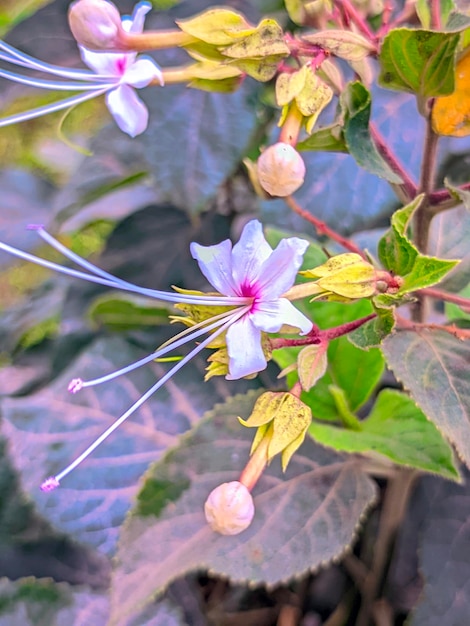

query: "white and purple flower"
(0, 2), (163, 136)
(0, 220), (312, 489)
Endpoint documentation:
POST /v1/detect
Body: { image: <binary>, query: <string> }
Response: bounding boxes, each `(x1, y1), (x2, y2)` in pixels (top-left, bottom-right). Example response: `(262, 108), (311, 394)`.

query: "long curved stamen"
(40, 306), (249, 491)
(0, 89), (110, 128)
(0, 40), (115, 81)
(0, 67), (116, 91)
(73, 307), (239, 390)
(0, 235), (252, 306)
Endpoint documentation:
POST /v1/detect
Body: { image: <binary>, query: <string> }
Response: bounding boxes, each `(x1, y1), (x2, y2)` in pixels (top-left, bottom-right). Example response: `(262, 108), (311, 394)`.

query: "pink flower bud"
(68, 0), (124, 50)
(204, 481), (255, 535)
(257, 142), (306, 197)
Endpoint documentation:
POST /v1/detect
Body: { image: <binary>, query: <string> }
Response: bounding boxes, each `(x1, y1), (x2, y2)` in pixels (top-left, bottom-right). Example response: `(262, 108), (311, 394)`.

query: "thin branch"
(338, 0), (375, 41)
(284, 196), (367, 258)
(356, 470), (417, 626)
(396, 315), (470, 340)
(369, 124), (418, 202)
(431, 0), (442, 29)
(420, 287), (470, 312)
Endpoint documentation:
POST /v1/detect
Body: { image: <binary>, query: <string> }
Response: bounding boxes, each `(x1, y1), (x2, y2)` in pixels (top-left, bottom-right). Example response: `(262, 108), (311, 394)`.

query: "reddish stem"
(396, 315), (470, 340)
(431, 0), (442, 29)
(420, 287), (470, 312)
(369, 124), (418, 201)
(429, 181), (470, 212)
(284, 196), (367, 258)
(270, 313), (377, 349)
(339, 0), (375, 41)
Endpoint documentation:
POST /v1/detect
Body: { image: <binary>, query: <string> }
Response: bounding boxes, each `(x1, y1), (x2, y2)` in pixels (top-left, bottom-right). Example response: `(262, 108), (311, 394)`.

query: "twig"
(429, 181), (470, 213)
(339, 0), (375, 41)
(369, 124), (418, 202)
(284, 196), (367, 258)
(356, 470), (417, 626)
(420, 287), (470, 312)
(396, 314), (470, 340)
(431, 0), (442, 29)
(270, 313), (377, 349)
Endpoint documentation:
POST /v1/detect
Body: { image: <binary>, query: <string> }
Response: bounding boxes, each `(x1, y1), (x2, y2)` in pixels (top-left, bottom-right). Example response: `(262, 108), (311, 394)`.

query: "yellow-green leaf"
(222, 19), (289, 59)
(298, 343), (328, 391)
(303, 30), (375, 61)
(176, 9), (254, 46)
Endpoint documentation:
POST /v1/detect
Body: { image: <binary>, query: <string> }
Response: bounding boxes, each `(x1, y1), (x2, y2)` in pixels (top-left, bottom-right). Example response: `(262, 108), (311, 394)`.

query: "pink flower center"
(238, 281), (261, 312)
(115, 56), (127, 76)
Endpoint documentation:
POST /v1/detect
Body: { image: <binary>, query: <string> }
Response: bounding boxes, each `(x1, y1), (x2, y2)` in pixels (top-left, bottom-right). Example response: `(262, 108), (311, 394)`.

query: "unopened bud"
(204, 481), (255, 535)
(68, 0), (124, 50)
(257, 142), (306, 197)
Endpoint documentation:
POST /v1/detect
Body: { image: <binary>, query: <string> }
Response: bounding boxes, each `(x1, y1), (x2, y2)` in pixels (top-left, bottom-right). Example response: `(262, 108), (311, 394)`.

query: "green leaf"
(378, 196), (459, 292)
(176, 9), (253, 45)
(87, 295), (170, 332)
(0, 579), (108, 626)
(110, 391), (377, 623)
(1, 334), (254, 555)
(407, 472), (470, 626)
(382, 329), (470, 468)
(378, 29), (460, 98)
(429, 205), (470, 292)
(445, 178), (470, 210)
(309, 389), (460, 480)
(302, 30), (375, 61)
(0, 0), (53, 35)
(340, 82), (403, 183)
(222, 19), (289, 59)
(0, 578), (186, 626)
(348, 305), (396, 350)
(297, 124), (348, 153)
(273, 300), (385, 421)
(399, 255), (459, 292)
(378, 195), (421, 275)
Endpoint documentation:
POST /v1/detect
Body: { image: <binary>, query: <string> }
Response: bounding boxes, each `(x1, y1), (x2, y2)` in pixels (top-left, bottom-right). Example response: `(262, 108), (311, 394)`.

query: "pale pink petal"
(79, 46), (123, 76)
(105, 84), (148, 137)
(251, 299), (312, 334)
(226, 317), (266, 379)
(190, 239), (237, 296)
(123, 56), (164, 88)
(255, 237), (309, 299)
(124, 1), (151, 34)
(231, 220), (273, 290)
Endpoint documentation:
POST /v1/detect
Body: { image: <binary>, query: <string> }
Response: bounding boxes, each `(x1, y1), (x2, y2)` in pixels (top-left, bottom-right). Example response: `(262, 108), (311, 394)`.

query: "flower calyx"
(298, 253), (403, 302)
(240, 391), (312, 472)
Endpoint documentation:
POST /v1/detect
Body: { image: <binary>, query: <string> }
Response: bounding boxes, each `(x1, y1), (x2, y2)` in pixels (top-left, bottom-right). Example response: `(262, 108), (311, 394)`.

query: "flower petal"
(190, 239), (237, 296)
(231, 220), (273, 291)
(255, 237), (309, 298)
(251, 299), (312, 334)
(123, 1), (152, 34)
(105, 84), (149, 136)
(226, 317), (267, 379)
(123, 56), (164, 88)
(79, 46), (126, 76)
